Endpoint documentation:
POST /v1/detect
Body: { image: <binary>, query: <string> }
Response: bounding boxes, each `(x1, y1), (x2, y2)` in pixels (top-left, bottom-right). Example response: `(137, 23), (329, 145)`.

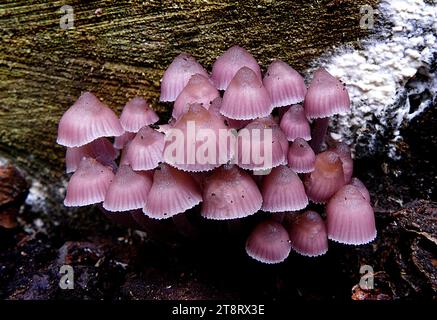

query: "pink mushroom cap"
(57, 92), (123, 147)
(220, 67), (273, 120)
(119, 97), (159, 132)
(245, 220), (291, 264)
(211, 45), (262, 90)
(261, 165), (308, 213)
(160, 53), (208, 102)
(304, 151), (345, 203)
(173, 74), (220, 120)
(279, 105), (311, 141)
(143, 164), (202, 219)
(201, 165), (262, 220)
(64, 157), (115, 207)
(263, 60), (307, 108)
(103, 165), (153, 212)
(287, 138), (316, 173)
(287, 210), (328, 257)
(304, 68), (350, 119)
(326, 184), (376, 245)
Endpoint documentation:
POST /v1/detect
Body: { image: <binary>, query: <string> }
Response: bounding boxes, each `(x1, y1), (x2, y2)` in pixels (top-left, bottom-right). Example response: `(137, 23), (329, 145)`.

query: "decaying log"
(0, 0), (378, 187)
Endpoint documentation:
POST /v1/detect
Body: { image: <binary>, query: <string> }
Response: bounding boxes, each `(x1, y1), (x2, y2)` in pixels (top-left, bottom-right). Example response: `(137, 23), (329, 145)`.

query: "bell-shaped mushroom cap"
(220, 67), (273, 120)
(160, 53), (208, 102)
(143, 164), (202, 219)
(173, 74), (220, 120)
(237, 117), (288, 170)
(245, 220), (291, 264)
(279, 105), (311, 141)
(113, 131), (135, 150)
(164, 103), (234, 172)
(304, 68), (350, 119)
(287, 210), (328, 257)
(350, 177), (371, 202)
(261, 165), (308, 212)
(57, 92), (123, 147)
(304, 151), (345, 203)
(210, 98), (251, 129)
(287, 138), (316, 173)
(64, 157), (115, 207)
(329, 142), (353, 183)
(201, 165), (262, 220)
(66, 137), (119, 173)
(263, 60), (307, 107)
(211, 45), (262, 90)
(326, 185), (376, 245)
(119, 97), (159, 132)
(102, 165), (152, 212)
(122, 126), (164, 170)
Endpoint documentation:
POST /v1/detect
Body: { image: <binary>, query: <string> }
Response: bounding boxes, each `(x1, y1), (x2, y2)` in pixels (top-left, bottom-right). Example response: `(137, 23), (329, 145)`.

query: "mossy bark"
(0, 0), (379, 186)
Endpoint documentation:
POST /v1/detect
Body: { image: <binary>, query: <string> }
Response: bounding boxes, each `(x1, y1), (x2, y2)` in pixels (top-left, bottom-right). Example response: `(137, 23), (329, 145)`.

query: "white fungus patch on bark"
(311, 0), (437, 159)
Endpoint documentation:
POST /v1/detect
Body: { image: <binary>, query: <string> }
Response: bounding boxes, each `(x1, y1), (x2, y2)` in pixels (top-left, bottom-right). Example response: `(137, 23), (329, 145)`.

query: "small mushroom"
(201, 165), (262, 220)
(287, 210), (328, 257)
(160, 53), (208, 102)
(121, 126), (164, 170)
(329, 141), (353, 184)
(263, 60), (307, 108)
(173, 74), (220, 120)
(64, 157), (115, 207)
(279, 104), (311, 141)
(103, 165), (152, 212)
(287, 138), (316, 173)
(119, 97), (159, 133)
(143, 164), (202, 219)
(245, 220), (291, 264)
(260, 165), (308, 213)
(211, 45), (262, 90)
(304, 68), (350, 153)
(57, 92), (123, 147)
(220, 67), (273, 120)
(304, 151), (345, 203)
(326, 185), (376, 245)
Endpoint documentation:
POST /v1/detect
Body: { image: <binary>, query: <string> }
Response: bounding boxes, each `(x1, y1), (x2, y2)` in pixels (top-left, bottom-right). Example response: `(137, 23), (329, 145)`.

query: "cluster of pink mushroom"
(57, 45), (376, 264)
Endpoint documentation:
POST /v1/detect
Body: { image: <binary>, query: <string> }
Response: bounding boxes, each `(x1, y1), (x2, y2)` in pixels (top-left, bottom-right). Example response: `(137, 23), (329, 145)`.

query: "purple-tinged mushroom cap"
(143, 164), (202, 219)
(64, 157), (115, 207)
(287, 210), (328, 257)
(119, 97), (159, 132)
(164, 103), (234, 172)
(326, 184), (376, 245)
(304, 68), (350, 119)
(201, 165), (262, 220)
(245, 220), (291, 264)
(220, 67), (273, 120)
(287, 138), (316, 173)
(261, 165), (308, 213)
(122, 126), (164, 170)
(237, 117), (288, 170)
(304, 151), (345, 203)
(57, 92), (123, 147)
(103, 165), (153, 212)
(173, 74), (220, 120)
(263, 60), (307, 108)
(211, 45), (262, 90)
(66, 137), (118, 173)
(160, 53), (208, 102)
(279, 104), (311, 141)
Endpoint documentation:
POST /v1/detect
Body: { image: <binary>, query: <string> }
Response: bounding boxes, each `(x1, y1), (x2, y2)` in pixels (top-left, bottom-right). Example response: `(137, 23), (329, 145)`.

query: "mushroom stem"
(310, 117), (329, 153)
